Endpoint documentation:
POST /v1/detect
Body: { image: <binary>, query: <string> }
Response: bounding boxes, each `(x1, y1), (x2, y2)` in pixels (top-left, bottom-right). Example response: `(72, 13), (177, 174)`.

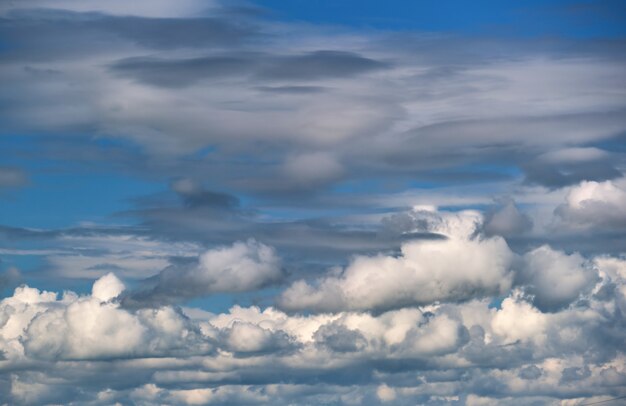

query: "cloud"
(0, 277), (212, 362)
(282, 152), (344, 187)
(524, 147), (621, 187)
(92, 272), (125, 302)
(1, 1), (626, 404)
(313, 322), (367, 353)
(483, 198), (533, 237)
(0, 167), (27, 189)
(554, 179), (626, 230)
(0, 256), (624, 405)
(0, 0), (214, 18)
(127, 240), (283, 305)
(519, 245), (599, 311)
(256, 50), (390, 81)
(219, 321), (296, 355)
(110, 55), (253, 87)
(279, 208), (514, 312)
(111, 50), (389, 88)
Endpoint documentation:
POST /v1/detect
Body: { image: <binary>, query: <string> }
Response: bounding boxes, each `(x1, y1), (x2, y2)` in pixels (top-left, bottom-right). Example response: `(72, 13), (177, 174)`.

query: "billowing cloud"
(519, 245), (599, 311)
(1, 277), (212, 362)
(1, 255), (624, 404)
(554, 179), (626, 230)
(127, 240), (283, 305)
(483, 198), (533, 237)
(279, 208), (514, 312)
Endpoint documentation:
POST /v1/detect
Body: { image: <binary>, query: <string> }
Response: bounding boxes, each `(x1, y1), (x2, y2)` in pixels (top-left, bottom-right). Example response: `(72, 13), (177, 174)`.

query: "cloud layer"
(1, 251), (625, 404)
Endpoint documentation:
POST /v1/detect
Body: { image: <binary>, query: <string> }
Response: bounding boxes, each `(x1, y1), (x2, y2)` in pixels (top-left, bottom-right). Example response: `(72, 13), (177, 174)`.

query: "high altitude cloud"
(2, 0), (625, 188)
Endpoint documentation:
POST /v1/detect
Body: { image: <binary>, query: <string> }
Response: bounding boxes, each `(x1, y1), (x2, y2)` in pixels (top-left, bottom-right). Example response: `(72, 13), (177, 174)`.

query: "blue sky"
(0, 1), (626, 405)
(258, 0), (626, 37)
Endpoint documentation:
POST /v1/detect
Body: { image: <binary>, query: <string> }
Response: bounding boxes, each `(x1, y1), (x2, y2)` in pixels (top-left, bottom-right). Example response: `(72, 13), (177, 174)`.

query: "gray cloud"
(0, 8), (255, 61)
(0, 167), (27, 189)
(256, 50), (390, 80)
(124, 240), (283, 307)
(110, 55), (254, 87)
(483, 198), (533, 237)
(314, 322), (368, 353)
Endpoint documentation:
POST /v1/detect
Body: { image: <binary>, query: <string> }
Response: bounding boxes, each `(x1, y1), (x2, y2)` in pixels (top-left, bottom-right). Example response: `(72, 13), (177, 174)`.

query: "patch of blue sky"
(0, 169), (162, 229)
(0, 136), (163, 229)
(254, 0), (626, 38)
(186, 287), (281, 313)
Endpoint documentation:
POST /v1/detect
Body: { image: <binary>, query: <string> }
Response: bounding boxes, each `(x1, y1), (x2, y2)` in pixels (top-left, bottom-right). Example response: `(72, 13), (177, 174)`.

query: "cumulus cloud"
(280, 208), (514, 312)
(127, 240), (283, 305)
(554, 179), (626, 230)
(519, 245), (599, 311)
(483, 198), (533, 237)
(0, 257), (624, 405)
(91, 272), (125, 302)
(9, 278), (212, 361)
(219, 321), (296, 355)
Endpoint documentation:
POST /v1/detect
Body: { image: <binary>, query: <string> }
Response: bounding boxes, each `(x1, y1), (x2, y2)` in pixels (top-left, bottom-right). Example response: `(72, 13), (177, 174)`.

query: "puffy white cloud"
(0, 260), (624, 405)
(220, 321), (295, 355)
(280, 209), (514, 312)
(136, 240), (283, 303)
(554, 179), (626, 229)
(376, 384), (396, 402)
(194, 240), (281, 292)
(92, 272), (125, 302)
(1, 274), (213, 362)
(520, 246), (598, 311)
(491, 292), (549, 345)
(401, 313), (468, 356)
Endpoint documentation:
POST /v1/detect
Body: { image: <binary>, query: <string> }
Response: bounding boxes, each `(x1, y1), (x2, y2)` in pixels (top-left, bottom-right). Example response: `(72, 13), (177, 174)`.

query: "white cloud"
(491, 291), (549, 345)
(0, 260), (624, 405)
(92, 272), (125, 302)
(554, 179), (626, 229)
(195, 240), (282, 292)
(520, 246), (598, 311)
(143, 240), (283, 302)
(0, 274), (212, 362)
(376, 384), (396, 402)
(280, 209), (514, 312)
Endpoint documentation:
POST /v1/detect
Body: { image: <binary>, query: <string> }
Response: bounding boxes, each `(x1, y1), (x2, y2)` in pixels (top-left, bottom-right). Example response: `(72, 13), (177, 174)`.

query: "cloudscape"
(1, 1), (626, 405)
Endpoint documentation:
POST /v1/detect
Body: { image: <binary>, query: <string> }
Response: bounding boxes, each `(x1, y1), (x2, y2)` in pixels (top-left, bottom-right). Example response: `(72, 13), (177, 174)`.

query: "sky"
(1, 0), (626, 405)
